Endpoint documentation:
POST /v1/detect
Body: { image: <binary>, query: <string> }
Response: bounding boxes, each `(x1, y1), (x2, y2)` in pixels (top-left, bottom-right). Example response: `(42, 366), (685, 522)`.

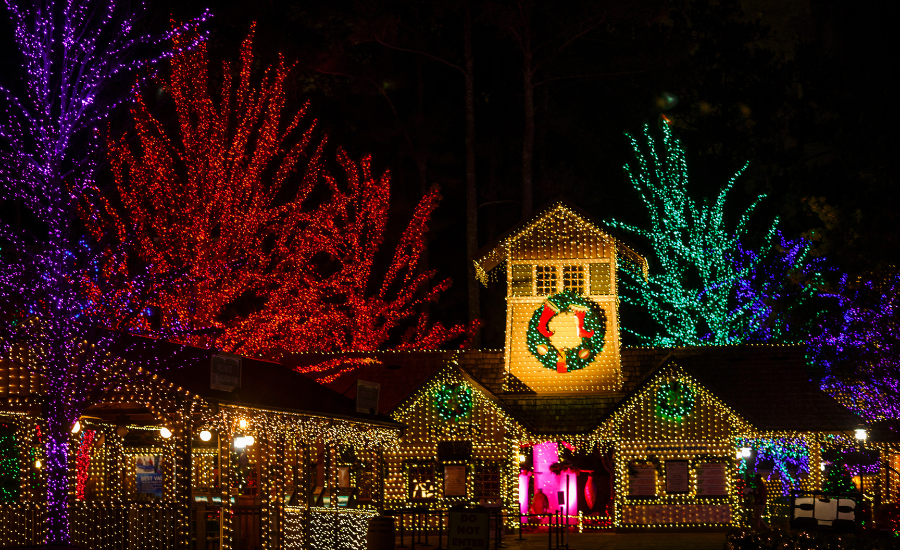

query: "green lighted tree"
(608, 123), (779, 346)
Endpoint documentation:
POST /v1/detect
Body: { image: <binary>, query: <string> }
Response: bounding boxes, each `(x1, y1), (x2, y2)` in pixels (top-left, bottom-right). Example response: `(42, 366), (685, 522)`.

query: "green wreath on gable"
(655, 380), (695, 421)
(526, 290), (606, 373)
(433, 383), (473, 421)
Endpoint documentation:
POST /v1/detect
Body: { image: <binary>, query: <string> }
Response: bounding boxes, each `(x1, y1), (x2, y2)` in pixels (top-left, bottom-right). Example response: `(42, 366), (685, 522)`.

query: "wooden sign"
(665, 460), (689, 494)
(444, 465), (467, 497)
(210, 353), (241, 392)
(696, 463), (728, 497)
(448, 510), (489, 550)
(628, 465), (657, 496)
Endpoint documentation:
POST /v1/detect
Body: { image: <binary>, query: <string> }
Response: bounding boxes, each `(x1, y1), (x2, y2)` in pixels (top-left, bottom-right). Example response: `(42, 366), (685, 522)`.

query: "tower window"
(563, 265), (585, 294)
(535, 265), (557, 295)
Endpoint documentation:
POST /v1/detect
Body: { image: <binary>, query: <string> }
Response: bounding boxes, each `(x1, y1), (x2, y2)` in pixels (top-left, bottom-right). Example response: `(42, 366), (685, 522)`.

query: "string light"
(606, 123), (812, 347)
(0, 0), (208, 541)
(84, 26), (474, 360)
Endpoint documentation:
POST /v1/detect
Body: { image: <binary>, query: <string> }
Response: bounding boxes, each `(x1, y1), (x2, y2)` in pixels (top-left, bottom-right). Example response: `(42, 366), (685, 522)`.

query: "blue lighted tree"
(609, 123), (823, 346)
(0, 1), (206, 542)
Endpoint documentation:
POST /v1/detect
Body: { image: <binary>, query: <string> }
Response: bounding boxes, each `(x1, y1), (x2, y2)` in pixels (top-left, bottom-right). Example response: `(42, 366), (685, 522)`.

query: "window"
(474, 462), (501, 502)
(409, 463), (438, 501)
(510, 264), (533, 297)
(563, 265), (585, 294)
(535, 265), (557, 295)
(589, 263), (611, 295)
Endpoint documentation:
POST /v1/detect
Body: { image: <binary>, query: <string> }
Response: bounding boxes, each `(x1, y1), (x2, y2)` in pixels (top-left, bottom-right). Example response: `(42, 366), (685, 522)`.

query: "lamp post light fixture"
(854, 427), (868, 441)
(199, 430), (212, 442)
(740, 447), (752, 458)
(159, 427), (172, 439)
(71, 420), (81, 434)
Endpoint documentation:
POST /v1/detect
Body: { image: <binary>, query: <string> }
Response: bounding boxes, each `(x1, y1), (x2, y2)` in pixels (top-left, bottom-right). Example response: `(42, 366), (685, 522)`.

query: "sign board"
(135, 455), (163, 498)
(444, 465), (467, 497)
(628, 465), (657, 496)
(665, 460), (690, 494)
(448, 510), (489, 550)
(356, 380), (380, 414)
(696, 463), (728, 497)
(210, 353), (241, 391)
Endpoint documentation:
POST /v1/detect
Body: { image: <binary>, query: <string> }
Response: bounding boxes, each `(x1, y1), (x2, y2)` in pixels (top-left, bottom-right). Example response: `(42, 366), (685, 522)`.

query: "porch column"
(174, 408), (193, 549)
(218, 418), (233, 549)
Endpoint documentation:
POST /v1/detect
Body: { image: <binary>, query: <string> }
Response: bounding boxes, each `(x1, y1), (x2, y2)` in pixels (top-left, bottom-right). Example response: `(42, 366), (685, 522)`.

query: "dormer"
(474, 201), (647, 393)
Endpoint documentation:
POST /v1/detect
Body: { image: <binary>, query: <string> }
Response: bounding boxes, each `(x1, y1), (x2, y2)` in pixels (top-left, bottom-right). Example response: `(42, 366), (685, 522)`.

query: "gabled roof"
(592, 346), (862, 434)
(472, 199), (648, 284)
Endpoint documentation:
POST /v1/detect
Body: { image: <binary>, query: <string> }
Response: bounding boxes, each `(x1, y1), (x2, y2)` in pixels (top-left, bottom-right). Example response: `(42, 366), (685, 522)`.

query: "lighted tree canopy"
(82, 27), (472, 358)
(608, 124), (824, 347)
(810, 273), (900, 426)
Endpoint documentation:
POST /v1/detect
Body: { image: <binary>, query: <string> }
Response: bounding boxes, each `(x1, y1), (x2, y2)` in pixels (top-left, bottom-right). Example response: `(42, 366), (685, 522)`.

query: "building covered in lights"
(285, 201), (897, 531)
(0, 341), (401, 548)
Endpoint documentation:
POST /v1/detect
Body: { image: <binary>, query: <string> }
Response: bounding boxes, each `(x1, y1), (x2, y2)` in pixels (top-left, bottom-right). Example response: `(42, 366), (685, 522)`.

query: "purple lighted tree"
(0, 1), (206, 542)
(809, 273), (900, 428)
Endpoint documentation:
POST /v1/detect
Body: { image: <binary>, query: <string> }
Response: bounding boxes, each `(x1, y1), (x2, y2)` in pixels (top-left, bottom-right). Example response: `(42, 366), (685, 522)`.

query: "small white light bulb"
(854, 428), (867, 441)
(34, 459), (42, 469)
(159, 427), (172, 439)
(71, 420), (81, 434)
(199, 430), (212, 442)
(239, 418), (248, 429)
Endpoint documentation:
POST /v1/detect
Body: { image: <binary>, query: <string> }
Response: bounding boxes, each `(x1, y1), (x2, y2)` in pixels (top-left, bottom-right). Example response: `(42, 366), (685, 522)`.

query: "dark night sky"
(1, 0), (894, 348)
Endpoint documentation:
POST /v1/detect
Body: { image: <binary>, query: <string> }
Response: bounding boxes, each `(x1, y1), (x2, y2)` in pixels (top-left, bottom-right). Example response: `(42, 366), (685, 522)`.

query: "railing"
(0, 501), (176, 550)
(308, 507), (377, 550)
(0, 502), (44, 546)
(383, 508), (613, 550)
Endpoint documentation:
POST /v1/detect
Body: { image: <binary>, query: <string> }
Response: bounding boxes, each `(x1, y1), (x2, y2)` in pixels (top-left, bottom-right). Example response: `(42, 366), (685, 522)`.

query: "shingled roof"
(671, 347), (862, 432)
(283, 351), (455, 416)
(592, 346), (862, 434)
(149, 343), (397, 426)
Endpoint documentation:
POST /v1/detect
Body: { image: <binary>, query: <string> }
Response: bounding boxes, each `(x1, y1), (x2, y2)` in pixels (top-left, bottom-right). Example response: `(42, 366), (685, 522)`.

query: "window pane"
(563, 265), (585, 294)
(535, 266), (557, 295)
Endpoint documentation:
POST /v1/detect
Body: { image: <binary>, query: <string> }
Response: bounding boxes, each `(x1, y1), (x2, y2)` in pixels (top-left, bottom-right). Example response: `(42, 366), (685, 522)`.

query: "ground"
(397, 531), (727, 550)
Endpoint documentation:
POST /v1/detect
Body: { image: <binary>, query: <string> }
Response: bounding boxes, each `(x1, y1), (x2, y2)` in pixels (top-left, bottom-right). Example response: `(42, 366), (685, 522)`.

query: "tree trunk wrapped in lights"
(84, 27), (473, 358)
(0, 1), (208, 543)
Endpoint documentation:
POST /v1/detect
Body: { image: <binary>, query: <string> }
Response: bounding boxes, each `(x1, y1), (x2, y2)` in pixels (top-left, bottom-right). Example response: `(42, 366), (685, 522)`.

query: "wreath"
(655, 380), (695, 421)
(526, 290), (606, 373)
(433, 383), (473, 421)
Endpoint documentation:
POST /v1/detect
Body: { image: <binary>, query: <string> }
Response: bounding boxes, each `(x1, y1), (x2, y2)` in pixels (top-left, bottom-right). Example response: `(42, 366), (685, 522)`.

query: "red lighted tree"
(83, 27), (471, 357)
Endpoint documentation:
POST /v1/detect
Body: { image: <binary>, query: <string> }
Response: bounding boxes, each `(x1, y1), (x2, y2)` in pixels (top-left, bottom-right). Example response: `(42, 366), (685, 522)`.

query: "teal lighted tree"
(609, 124), (783, 346)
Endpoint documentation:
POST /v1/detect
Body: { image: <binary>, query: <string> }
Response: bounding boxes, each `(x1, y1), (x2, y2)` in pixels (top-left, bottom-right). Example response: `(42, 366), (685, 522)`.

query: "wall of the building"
(503, 212), (622, 393)
(387, 372), (519, 515)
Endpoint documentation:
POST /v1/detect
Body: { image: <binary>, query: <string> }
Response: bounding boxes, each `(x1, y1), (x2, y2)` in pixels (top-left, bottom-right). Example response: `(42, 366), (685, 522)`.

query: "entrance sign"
(210, 353), (241, 391)
(448, 510), (489, 550)
(444, 465), (467, 497)
(665, 460), (689, 494)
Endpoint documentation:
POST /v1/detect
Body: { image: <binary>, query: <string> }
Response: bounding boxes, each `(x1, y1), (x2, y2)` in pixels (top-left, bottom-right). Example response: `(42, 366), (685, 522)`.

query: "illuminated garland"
(433, 383), (473, 421)
(526, 290), (606, 373)
(655, 380), (695, 421)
